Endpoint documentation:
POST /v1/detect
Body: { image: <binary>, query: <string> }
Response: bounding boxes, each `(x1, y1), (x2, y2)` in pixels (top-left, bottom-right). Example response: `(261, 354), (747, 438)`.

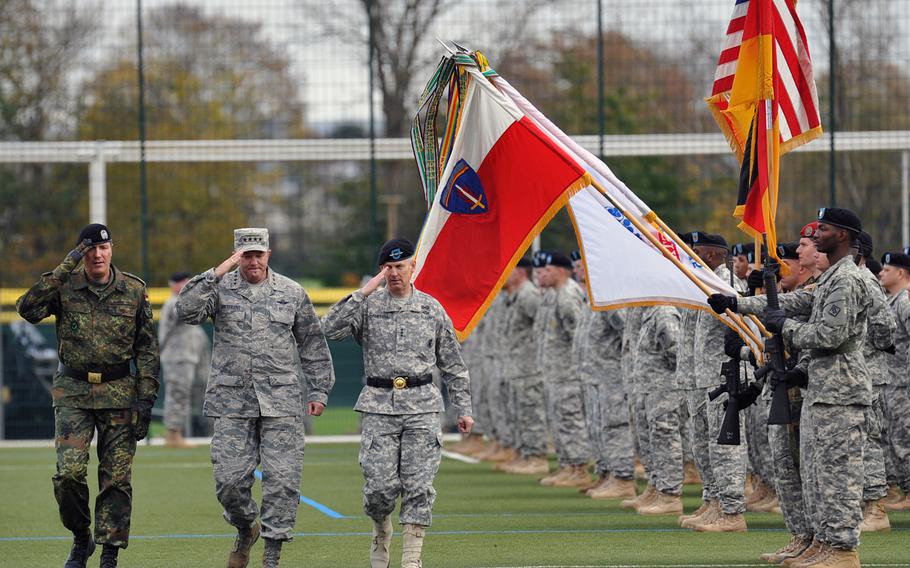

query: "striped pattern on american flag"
(711, 0), (821, 152)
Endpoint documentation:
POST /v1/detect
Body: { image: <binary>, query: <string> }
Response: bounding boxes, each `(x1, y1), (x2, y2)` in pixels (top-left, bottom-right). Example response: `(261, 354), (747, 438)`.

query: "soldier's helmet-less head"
(78, 223), (112, 247)
(234, 228), (269, 253)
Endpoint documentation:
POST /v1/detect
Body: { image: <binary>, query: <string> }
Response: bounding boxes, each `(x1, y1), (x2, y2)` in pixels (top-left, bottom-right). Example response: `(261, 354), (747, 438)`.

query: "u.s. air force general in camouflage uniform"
(177, 228), (334, 567)
(17, 223), (159, 567)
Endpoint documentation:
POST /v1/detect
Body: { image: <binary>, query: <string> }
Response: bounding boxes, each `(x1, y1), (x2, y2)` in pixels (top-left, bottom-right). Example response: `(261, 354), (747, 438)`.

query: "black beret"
(691, 232), (727, 249)
(865, 259), (882, 276)
(679, 232), (695, 246)
(686, 231), (708, 246)
(882, 252), (910, 271)
(570, 250), (581, 262)
(531, 250), (549, 268)
(77, 223), (112, 246)
(169, 271), (192, 282)
(856, 231), (873, 258)
(776, 241), (799, 260)
(818, 207), (862, 234)
(545, 252), (573, 269)
(516, 257), (533, 268)
(731, 242), (755, 257)
(377, 238), (415, 266)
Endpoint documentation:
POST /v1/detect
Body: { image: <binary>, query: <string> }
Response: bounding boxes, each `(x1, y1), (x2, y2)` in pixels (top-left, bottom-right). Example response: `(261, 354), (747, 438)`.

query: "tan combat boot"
(883, 492), (910, 511)
(580, 472), (608, 494)
(746, 479), (770, 509)
(760, 534), (812, 564)
(487, 445), (517, 463)
(678, 500), (711, 526)
(811, 547), (860, 568)
(621, 483), (655, 509)
(751, 489), (781, 513)
(682, 500), (720, 529)
(637, 492), (683, 515)
(692, 511), (747, 533)
(227, 521), (260, 568)
(165, 428), (194, 449)
(475, 441), (502, 461)
(858, 499), (891, 532)
(400, 524), (425, 568)
(450, 433), (483, 455)
(502, 456), (550, 475)
(744, 473), (755, 498)
(881, 484), (902, 506)
(370, 516), (392, 568)
(540, 465), (572, 486)
(551, 465), (592, 488)
(591, 477), (637, 500)
(634, 459), (647, 480)
(782, 540), (825, 567)
(683, 461), (701, 485)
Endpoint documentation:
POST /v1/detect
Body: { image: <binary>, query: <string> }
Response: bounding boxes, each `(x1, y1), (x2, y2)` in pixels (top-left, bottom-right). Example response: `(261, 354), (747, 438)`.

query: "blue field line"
(252, 469), (348, 519)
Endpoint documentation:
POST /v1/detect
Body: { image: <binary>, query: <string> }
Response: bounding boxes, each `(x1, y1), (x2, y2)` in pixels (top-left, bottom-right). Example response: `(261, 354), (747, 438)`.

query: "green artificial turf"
(1, 444), (907, 567)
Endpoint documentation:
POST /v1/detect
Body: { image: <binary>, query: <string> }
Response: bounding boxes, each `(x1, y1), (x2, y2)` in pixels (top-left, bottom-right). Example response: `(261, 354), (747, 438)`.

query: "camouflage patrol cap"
(234, 228), (269, 253)
(77, 223), (112, 246)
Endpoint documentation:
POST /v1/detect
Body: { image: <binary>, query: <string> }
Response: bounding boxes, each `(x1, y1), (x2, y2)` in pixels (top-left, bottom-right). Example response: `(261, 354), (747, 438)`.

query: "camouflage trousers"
(883, 385), (910, 491)
(162, 359), (207, 432)
(862, 386), (888, 501)
(359, 412), (442, 526)
(467, 362), (488, 436)
(545, 378), (591, 467)
(630, 392), (651, 475)
(745, 398), (774, 481)
(768, 391), (811, 539)
(645, 390), (683, 495)
(53, 406), (137, 547)
(515, 373), (549, 459)
(707, 391), (747, 514)
(584, 381), (635, 479)
(684, 389), (714, 501)
(801, 403), (865, 550)
(496, 376), (518, 448)
(211, 415), (305, 541)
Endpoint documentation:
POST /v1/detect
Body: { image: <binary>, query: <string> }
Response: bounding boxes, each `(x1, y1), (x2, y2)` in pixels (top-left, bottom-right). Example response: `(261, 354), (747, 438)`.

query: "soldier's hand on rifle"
(214, 250), (244, 279)
(708, 293), (737, 314)
(360, 266), (389, 297)
(764, 308), (787, 334)
(53, 239), (93, 280)
(780, 367), (808, 389)
(132, 399), (155, 441)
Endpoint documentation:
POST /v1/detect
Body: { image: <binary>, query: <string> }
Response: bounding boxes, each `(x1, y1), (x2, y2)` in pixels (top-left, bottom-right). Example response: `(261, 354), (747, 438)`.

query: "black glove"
(53, 239), (93, 280)
(708, 293), (737, 315)
(132, 399), (154, 441)
(733, 382), (763, 409)
(882, 344), (896, 355)
(746, 270), (765, 295)
(782, 368), (808, 389)
(764, 308), (787, 334)
(723, 328), (745, 359)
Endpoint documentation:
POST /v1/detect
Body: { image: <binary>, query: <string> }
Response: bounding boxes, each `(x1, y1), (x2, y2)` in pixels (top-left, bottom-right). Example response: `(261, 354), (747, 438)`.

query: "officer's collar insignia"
(390, 248), (403, 260)
(440, 158), (489, 215)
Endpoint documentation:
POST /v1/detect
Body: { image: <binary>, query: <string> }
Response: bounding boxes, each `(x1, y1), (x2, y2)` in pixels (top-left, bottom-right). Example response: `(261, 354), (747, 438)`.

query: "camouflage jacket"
(502, 279), (541, 379)
(158, 295), (210, 365)
(859, 268), (897, 386)
(633, 305), (680, 391)
(534, 279), (584, 379)
(738, 255), (872, 406)
(571, 307), (624, 386)
(176, 268), (334, 418)
(322, 285), (472, 417)
(674, 308), (699, 390)
(693, 265), (733, 389)
(16, 265), (159, 409)
(621, 307), (644, 393)
(885, 289), (910, 387)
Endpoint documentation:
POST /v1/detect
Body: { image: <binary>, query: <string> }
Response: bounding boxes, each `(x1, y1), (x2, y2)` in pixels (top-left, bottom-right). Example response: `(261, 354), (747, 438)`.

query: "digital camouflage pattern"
(211, 416), (305, 541)
(707, 388), (748, 514)
(359, 412), (443, 525)
(693, 265), (732, 390)
(176, 268), (335, 417)
(159, 295), (211, 430)
(482, 294), (511, 445)
(459, 316), (487, 434)
(321, 286), (471, 417)
(885, 290), (910, 490)
(621, 308), (650, 473)
(676, 307), (714, 501)
(17, 266), (160, 408)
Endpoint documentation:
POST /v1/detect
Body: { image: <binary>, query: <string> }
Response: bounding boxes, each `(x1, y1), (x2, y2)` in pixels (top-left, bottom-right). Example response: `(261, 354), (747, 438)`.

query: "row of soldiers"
(450, 207), (910, 568)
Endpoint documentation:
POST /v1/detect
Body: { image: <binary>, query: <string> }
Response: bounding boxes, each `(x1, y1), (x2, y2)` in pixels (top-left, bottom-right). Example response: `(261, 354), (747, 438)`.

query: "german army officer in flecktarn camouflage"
(16, 223), (160, 568)
(176, 227), (335, 568)
(322, 238), (474, 568)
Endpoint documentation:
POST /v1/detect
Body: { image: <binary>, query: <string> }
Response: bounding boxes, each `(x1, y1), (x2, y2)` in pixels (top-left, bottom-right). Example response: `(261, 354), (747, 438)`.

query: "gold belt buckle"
(393, 377), (407, 390)
(88, 372), (103, 384)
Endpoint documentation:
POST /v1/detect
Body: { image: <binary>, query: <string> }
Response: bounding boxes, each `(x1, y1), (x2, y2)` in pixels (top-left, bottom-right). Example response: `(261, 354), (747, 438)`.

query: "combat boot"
(883, 492), (910, 511)
(637, 492), (683, 515)
(488, 445), (517, 463)
(811, 547), (860, 568)
(681, 500), (719, 529)
(401, 524), (425, 568)
(760, 534), (812, 564)
(678, 500), (711, 526)
(746, 479), (770, 508)
(781, 539), (824, 567)
(634, 459), (647, 480)
(474, 441), (502, 461)
(503, 456), (549, 475)
(227, 521), (261, 568)
(540, 465), (572, 486)
(590, 477), (637, 500)
(165, 428), (194, 449)
(99, 545), (119, 568)
(621, 483), (655, 509)
(551, 464), (591, 488)
(881, 484), (902, 506)
(858, 500), (891, 532)
(751, 489), (781, 513)
(63, 532), (95, 568)
(580, 472), (608, 493)
(262, 538), (282, 568)
(450, 433), (483, 455)
(693, 512), (747, 533)
(683, 461), (701, 485)
(370, 516), (392, 568)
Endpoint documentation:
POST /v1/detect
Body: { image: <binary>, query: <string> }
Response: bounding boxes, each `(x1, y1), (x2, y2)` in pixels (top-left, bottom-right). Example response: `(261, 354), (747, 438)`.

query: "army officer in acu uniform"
(323, 238), (473, 568)
(16, 224), (159, 568)
(177, 228), (334, 568)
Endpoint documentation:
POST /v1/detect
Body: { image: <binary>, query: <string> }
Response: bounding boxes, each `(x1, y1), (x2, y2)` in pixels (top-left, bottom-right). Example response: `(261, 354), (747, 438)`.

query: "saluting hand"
(214, 250), (244, 279)
(360, 266), (389, 297)
(457, 415), (474, 434)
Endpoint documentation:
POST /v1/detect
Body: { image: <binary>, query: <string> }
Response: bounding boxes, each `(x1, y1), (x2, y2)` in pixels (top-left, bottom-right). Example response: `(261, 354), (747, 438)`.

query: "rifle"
(708, 359), (743, 445)
(762, 253), (792, 425)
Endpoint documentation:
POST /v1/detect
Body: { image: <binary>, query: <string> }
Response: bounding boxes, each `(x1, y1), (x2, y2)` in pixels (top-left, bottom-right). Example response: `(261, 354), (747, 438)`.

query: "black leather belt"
(58, 363), (131, 384)
(366, 375), (433, 390)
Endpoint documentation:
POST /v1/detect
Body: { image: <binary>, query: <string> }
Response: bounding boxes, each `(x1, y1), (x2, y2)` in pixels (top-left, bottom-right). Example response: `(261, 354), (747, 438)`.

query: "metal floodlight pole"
(827, 0), (836, 207)
(902, 150), (909, 248)
(367, 0), (379, 254)
(136, 0), (150, 282)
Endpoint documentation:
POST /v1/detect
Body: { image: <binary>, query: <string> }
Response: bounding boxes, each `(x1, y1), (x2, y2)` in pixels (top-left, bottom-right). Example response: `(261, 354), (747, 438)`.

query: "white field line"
(441, 449), (481, 464)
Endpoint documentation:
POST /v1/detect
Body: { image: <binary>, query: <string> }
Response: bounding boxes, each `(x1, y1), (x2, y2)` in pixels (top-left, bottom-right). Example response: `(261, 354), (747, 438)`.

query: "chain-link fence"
(2, 0), (909, 438)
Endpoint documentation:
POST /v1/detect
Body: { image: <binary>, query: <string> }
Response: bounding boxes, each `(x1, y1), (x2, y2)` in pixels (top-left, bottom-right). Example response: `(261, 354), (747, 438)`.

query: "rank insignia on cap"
(100, 230), (108, 240)
(390, 248), (403, 260)
(440, 159), (488, 215)
(818, 208), (826, 219)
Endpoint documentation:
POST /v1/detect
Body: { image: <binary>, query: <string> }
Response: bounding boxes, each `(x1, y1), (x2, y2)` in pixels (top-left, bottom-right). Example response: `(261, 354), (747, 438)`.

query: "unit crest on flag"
(440, 158), (489, 215)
